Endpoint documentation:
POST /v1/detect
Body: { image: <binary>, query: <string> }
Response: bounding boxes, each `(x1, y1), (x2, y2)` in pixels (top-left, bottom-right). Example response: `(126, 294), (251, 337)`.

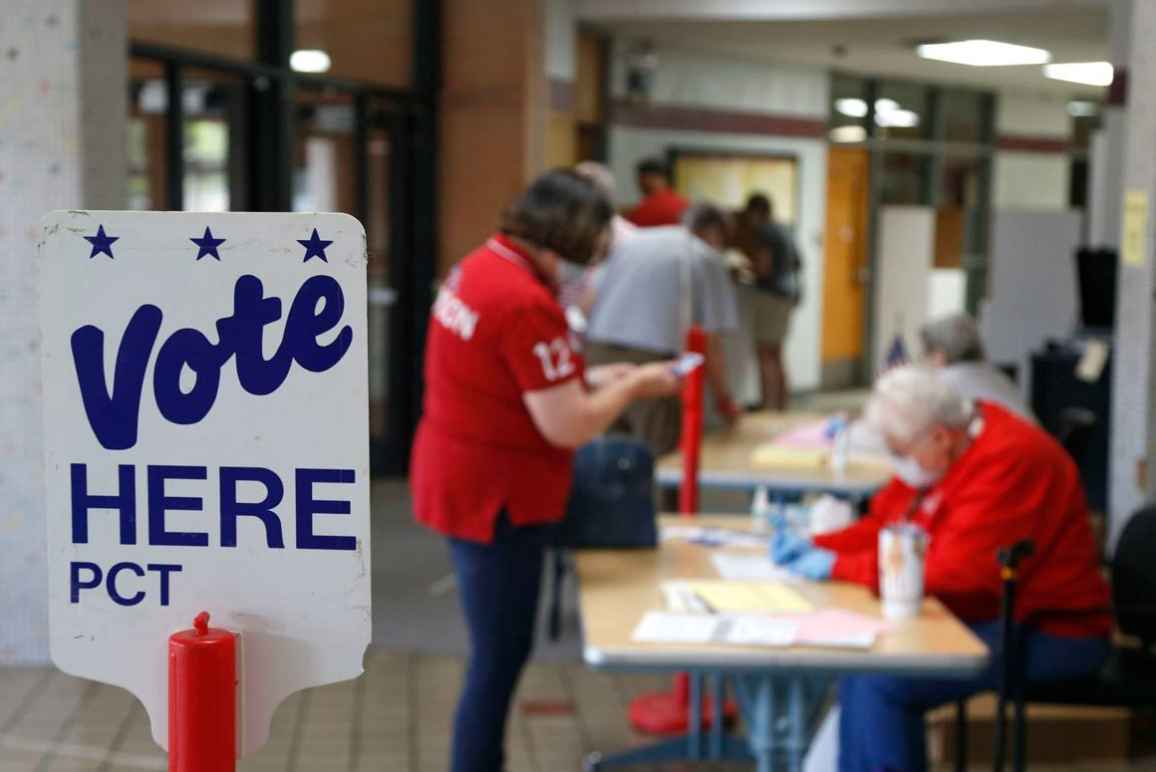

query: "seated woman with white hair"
(772, 366), (1110, 772)
(920, 311), (1035, 422)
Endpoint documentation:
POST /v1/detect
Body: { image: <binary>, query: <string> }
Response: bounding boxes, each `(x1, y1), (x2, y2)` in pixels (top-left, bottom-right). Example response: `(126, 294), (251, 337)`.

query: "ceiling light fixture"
(916, 39), (1051, 67)
(835, 98), (868, 118)
(876, 108), (920, 129)
(291, 49), (332, 74)
(829, 125), (868, 143)
(1045, 61), (1114, 87)
(1066, 100), (1099, 117)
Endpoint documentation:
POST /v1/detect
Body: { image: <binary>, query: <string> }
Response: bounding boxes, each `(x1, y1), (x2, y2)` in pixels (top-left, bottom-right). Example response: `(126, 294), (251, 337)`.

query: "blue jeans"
(838, 621), (1110, 772)
(448, 515), (549, 772)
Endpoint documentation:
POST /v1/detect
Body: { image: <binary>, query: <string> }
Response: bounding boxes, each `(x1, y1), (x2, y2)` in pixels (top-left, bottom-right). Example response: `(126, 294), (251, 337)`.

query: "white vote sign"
(39, 211), (371, 755)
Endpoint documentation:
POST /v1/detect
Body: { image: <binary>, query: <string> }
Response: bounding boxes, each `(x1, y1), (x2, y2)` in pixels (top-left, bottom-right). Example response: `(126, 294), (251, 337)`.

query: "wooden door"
(820, 146), (870, 387)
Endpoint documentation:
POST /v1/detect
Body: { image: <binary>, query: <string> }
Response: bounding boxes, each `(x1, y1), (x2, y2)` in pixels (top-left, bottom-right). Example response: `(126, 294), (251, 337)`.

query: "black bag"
(553, 437), (658, 549)
(547, 437), (657, 641)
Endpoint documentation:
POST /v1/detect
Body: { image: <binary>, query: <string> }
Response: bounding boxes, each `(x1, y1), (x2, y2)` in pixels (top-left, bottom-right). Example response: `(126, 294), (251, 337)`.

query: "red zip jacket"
(814, 402), (1111, 638)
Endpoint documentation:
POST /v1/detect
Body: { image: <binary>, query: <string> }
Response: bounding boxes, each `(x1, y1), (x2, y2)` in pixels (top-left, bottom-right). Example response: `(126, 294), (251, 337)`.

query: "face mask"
(555, 259), (589, 305)
(890, 455), (942, 489)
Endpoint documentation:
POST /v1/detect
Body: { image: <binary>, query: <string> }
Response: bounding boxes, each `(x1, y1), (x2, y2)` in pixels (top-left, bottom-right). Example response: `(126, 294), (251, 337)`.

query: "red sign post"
(168, 613), (236, 772)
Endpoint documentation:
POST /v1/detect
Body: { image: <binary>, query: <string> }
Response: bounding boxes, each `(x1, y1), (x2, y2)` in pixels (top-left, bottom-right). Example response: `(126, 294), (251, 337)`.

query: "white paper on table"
(631, 611), (719, 643)
(721, 615), (798, 646)
(660, 525), (766, 550)
(710, 553), (802, 583)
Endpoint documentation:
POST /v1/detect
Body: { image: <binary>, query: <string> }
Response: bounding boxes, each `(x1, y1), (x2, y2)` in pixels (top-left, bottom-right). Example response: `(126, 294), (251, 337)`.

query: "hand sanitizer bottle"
(830, 414), (850, 475)
(751, 485), (773, 533)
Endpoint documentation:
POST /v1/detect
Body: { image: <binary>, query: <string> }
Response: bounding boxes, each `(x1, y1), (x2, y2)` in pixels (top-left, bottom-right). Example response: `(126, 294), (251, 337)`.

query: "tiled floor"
(2, 655), (1153, 772)
(0, 654), (728, 772)
(4, 477), (1153, 771)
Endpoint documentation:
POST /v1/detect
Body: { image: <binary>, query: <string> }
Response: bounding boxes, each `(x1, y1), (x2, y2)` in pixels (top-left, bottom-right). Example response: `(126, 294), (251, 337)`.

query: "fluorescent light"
(835, 98), (906, 119)
(876, 108), (920, 128)
(829, 125), (867, 143)
(874, 98), (899, 114)
(917, 39), (1051, 67)
(835, 98), (867, 118)
(291, 49), (331, 74)
(1067, 100), (1099, 117)
(1045, 61), (1113, 87)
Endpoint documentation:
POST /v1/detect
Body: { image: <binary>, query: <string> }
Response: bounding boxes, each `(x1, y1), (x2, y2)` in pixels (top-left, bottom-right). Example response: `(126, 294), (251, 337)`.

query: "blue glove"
(770, 529), (812, 565)
(783, 547), (836, 581)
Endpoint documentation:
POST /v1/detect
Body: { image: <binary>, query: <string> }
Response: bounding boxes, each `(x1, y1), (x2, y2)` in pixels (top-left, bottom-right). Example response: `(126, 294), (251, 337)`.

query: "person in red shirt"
(625, 157), (689, 227)
(411, 169), (681, 772)
(771, 366), (1110, 772)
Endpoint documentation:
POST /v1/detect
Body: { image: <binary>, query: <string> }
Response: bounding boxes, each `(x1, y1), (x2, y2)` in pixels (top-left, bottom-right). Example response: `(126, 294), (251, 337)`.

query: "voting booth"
(40, 211), (372, 768)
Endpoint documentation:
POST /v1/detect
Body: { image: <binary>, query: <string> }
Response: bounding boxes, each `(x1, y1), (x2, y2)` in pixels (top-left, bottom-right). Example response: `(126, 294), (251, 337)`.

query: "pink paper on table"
(772, 420), (832, 450)
(795, 609), (889, 649)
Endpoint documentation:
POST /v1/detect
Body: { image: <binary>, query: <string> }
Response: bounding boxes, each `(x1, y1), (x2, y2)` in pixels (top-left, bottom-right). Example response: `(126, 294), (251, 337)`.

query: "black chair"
(993, 506), (1156, 772)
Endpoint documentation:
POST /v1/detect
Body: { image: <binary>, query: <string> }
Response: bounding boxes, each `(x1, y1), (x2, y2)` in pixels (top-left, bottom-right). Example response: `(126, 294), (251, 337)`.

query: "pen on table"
(691, 591), (718, 615)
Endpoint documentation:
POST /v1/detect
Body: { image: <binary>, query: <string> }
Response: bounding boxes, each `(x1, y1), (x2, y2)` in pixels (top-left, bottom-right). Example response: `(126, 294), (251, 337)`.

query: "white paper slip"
(631, 611), (719, 644)
(661, 525), (767, 550)
(722, 615), (798, 647)
(711, 553), (802, 583)
(796, 630), (877, 649)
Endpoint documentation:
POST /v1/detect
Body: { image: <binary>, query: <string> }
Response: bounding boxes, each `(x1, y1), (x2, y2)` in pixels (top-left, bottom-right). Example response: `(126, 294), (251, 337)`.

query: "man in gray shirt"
(586, 203), (740, 455)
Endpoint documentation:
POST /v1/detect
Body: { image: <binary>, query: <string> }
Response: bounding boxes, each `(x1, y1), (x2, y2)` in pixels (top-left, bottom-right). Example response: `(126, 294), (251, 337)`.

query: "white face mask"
(555, 259), (589, 304)
(890, 455), (942, 489)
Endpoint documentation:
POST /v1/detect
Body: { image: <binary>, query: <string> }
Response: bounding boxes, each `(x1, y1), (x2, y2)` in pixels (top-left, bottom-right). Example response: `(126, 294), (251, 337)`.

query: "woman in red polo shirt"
(411, 169), (680, 772)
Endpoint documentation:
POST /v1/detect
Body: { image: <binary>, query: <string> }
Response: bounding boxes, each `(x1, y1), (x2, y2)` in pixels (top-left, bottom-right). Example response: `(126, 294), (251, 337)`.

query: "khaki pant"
(584, 341), (681, 457)
(750, 291), (795, 346)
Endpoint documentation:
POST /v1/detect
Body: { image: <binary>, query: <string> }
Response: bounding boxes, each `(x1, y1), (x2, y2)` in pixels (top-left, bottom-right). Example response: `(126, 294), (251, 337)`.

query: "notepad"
(750, 444), (829, 470)
(664, 580), (813, 614)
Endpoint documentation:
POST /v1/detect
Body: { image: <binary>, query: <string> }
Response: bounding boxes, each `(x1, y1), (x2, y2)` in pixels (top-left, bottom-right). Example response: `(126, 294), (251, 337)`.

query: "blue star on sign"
(298, 228), (333, 263)
(84, 225), (118, 259)
(190, 226), (226, 261)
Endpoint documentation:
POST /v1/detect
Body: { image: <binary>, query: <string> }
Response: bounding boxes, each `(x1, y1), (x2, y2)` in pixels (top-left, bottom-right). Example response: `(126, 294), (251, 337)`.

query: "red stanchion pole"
(169, 612), (236, 772)
(628, 326), (735, 735)
(678, 326), (707, 517)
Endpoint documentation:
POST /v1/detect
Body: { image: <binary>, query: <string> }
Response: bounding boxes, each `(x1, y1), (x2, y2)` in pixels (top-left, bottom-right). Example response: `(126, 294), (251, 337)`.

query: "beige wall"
(439, 0), (546, 274)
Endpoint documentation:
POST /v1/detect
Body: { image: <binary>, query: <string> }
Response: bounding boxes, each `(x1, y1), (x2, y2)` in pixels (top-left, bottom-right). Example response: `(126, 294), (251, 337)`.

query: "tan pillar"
(439, 0), (547, 275)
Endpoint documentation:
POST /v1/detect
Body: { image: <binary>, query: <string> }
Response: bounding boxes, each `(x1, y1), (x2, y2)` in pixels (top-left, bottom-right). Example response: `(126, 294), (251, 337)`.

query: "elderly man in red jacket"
(773, 365), (1110, 772)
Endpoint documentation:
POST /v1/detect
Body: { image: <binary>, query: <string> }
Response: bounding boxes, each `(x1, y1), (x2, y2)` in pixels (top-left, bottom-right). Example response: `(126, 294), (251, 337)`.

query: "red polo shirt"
(626, 189), (689, 228)
(815, 402), (1111, 639)
(411, 235), (585, 543)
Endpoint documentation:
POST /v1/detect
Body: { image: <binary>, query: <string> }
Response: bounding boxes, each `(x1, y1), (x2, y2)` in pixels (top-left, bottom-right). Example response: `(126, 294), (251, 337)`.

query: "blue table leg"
(738, 675), (775, 772)
(790, 676), (805, 772)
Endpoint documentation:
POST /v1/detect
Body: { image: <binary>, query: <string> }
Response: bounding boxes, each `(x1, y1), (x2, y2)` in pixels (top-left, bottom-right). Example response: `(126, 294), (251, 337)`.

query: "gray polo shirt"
(587, 226), (739, 354)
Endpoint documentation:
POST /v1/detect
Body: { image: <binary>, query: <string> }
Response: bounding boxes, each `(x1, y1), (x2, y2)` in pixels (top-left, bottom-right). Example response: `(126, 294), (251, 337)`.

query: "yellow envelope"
(678, 580), (813, 613)
(750, 444), (828, 470)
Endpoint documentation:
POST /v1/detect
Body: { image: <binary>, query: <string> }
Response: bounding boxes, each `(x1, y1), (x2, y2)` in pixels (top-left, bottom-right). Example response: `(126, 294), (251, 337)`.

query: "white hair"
(865, 365), (974, 444)
(574, 161), (616, 198)
(920, 312), (984, 364)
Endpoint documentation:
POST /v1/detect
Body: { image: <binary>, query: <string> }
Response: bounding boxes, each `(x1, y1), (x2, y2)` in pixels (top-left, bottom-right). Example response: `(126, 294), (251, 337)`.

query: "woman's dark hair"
(636, 157), (671, 180)
(500, 168), (613, 265)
